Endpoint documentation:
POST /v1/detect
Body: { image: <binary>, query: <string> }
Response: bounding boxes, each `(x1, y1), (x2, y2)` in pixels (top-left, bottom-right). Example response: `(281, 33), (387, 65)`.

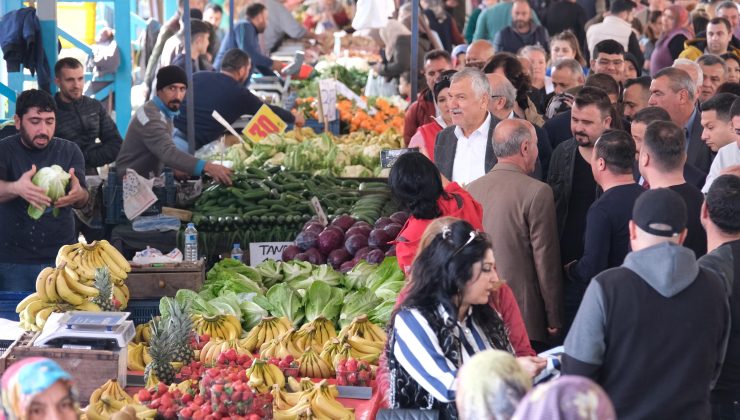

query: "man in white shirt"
(704, 96), (740, 192)
(586, 0), (643, 70)
(433, 68), (494, 185)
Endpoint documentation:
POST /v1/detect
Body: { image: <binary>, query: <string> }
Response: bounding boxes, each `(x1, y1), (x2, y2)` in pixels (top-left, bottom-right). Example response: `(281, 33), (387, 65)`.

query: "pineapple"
(91, 267), (114, 311)
(144, 317), (177, 385)
(164, 299), (195, 364)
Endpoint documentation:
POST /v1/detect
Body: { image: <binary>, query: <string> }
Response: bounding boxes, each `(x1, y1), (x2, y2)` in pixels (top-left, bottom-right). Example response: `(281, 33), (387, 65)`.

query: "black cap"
(156, 65), (188, 91)
(633, 188), (687, 237)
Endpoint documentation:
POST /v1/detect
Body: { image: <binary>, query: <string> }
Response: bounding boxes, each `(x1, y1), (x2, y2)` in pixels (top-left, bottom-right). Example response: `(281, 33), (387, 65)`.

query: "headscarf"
(512, 376), (617, 420)
(456, 350), (532, 420)
(379, 20), (411, 59)
(666, 5), (690, 31)
(0, 358), (75, 420)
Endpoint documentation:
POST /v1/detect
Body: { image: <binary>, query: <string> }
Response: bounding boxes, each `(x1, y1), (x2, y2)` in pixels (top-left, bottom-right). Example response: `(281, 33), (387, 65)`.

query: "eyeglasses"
(491, 95), (504, 100)
(442, 226), (481, 256)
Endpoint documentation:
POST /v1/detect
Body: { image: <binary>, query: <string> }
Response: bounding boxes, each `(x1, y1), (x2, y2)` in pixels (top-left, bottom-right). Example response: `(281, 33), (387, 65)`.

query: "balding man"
(493, 0), (549, 54)
(648, 67), (714, 173)
(467, 119), (563, 350)
(465, 40), (496, 70)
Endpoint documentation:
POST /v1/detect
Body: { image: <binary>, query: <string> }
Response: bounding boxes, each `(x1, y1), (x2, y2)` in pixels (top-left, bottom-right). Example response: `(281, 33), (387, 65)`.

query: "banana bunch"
(286, 377), (316, 393)
(57, 240), (131, 284)
(127, 343), (152, 371)
(260, 328), (303, 360)
(272, 379), (354, 420)
(298, 348), (334, 378)
(199, 338), (253, 364)
(246, 359), (285, 393)
(347, 335), (384, 364)
(242, 316), (293, 352)
(191, 314), (242, 340)
(133, 324), (152, 345)
(109, 405), (157, 420)
(295, 317), (337, 353)
(338, 315), (387, 343)
(86, 379), (135, 420)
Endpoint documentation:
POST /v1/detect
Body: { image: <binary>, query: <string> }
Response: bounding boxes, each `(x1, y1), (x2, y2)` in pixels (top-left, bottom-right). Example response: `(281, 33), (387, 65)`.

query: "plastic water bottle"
(184, 223), (198, 261)
(231, 243), (244, 262)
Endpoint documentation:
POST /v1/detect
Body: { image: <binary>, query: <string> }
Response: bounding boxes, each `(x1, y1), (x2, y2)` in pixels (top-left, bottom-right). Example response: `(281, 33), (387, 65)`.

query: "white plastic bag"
(352, 0), (395, 30)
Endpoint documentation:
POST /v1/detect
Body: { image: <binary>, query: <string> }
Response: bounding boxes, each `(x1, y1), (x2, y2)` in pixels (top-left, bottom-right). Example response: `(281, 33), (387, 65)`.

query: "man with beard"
(213, 3), (284, 83)
(493, 0), (549, 54)
(547, 87), (613, 330)
(115, 66), (232, 184)
(0, 89), (89, 290)
(53, 57), (122, 175)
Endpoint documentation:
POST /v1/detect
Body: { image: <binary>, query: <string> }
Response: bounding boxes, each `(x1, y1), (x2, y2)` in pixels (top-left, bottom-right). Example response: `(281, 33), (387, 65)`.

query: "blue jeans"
(713, 401), (740, 420)
(0, 262), (51, 291)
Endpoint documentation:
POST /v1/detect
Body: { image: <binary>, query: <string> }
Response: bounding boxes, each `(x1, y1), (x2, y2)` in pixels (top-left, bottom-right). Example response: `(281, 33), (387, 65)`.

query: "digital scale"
(36, 312), (135, 349)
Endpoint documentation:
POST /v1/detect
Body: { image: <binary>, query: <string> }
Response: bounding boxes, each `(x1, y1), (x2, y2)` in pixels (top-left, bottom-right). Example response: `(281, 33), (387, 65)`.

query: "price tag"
(318, 79), (337, 122)
(242, 104), (287, 142)
(335, 80), (370, 111)
(310, 196), (329, 226)
(248, 242), (294, 266)
(380, 147), (419, 168)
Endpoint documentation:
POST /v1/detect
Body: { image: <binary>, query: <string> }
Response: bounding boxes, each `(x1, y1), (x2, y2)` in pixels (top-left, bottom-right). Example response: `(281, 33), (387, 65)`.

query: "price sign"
(335, 80), (370, 111)
(318, 79), (337, 122)
(242, 104), (287, 142)
(310, 196), (329, 226)
(248, 242), (294, 266)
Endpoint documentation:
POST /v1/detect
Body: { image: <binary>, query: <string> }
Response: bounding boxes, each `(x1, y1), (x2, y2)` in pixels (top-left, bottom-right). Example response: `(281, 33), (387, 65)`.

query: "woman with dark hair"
(722, 53), (740, 83)
(649, 5), (692, 75)
(389, 152), (483, 274)
(484, 53), (545, 127)
(408, 70), (456, 161)
(386, 220), (514, 418)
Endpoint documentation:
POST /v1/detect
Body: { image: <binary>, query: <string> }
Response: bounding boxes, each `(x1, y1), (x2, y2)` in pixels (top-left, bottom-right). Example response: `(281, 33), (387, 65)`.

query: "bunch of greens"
(28, 165), (71, 220)
(200, 259), (264, 299)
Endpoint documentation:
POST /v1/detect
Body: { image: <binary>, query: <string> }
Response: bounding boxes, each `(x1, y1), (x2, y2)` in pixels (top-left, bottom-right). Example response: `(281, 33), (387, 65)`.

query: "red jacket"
(417, 121), (442, 162)
(403, 92), (436, 145)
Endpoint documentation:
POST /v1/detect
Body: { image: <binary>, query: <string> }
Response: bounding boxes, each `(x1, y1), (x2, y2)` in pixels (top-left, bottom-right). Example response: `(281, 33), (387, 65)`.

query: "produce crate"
(0, 331), (126, 403)
(127, 299), (161, 325)
(126, 261), (205, 299)
(103, 168), (177, 225)
(0, 291), (32, 321)
(304, 114), (340, 135)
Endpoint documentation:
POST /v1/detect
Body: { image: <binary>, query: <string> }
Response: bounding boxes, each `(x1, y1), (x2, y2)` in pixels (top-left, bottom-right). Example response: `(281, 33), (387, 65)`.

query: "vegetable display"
(28, 165), (71, 219)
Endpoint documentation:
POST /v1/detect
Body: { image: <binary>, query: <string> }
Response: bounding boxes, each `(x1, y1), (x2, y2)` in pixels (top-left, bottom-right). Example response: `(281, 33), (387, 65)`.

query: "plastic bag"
(352, 0), (395, 30)
(364, 71), (399, 97)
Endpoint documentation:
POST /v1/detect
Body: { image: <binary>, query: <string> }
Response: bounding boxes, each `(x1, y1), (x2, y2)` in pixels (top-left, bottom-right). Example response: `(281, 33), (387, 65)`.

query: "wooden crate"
(0, 332), (126, 403)
(126, 260), (205, 299)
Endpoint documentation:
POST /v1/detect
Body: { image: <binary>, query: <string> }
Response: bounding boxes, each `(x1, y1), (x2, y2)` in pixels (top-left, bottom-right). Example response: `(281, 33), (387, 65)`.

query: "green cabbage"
(342, 260), (377, 290)
(281, 261), (314, 284)
(238, 294), (269, 330)
(254, 283), (305, 326)
(202, 259), (264, 296)
(255, 260), (284, 288)
(304, 281), (346, 323)
(369, 300), (394, 326)
(28, 165), (71, 219)
(338, 289), (381, 328)
(288, 264), (342, 290)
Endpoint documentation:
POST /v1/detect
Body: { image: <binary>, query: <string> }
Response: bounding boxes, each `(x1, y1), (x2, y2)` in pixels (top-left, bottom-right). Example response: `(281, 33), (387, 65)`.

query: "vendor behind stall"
(115, 65), (232, 185)
(0, 90), (89, 291)
(0, 357), (79, 420)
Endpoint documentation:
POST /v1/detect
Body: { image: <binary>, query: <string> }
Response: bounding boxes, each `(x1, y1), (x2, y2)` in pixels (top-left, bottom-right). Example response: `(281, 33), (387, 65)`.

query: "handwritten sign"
(248, 242), (293, 266)
(335, 80), (371, 112)
(318, 79), (337, 122)
(242, 104), (287, 142)
(310, 196), (329, 226)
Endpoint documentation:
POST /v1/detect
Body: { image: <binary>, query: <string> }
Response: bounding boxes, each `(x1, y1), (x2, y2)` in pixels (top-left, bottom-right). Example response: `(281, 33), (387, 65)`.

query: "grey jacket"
(433, 113), (500, 180)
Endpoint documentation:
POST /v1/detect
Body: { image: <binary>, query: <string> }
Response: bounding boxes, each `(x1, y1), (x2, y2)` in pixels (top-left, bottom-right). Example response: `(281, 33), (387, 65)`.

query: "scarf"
(0, 358), (75, 420)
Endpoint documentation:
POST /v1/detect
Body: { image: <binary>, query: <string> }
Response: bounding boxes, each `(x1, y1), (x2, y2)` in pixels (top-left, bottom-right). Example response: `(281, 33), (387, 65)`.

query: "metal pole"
(410, 0), (419, 100)
(229, 0), (235, 32)
(183, 0), (196, 154)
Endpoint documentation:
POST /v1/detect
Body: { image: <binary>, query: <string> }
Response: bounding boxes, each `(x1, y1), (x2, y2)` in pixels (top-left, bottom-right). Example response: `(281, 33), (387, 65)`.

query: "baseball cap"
(632, 188), (687, 237)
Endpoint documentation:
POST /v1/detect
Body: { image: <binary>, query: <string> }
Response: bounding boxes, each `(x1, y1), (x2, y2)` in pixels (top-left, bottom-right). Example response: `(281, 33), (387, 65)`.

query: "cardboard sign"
(249, 242), (293, 266)
(318, 79), (337, 122)
(335, 81), (370, 111)
(242, 104), (287, 142)
(310, 196), (329, 226)
(380, 147), (419, 168)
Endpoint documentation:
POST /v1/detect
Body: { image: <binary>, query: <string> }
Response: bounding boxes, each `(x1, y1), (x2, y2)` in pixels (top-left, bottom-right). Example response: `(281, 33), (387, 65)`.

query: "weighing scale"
(35, 312), (135, 350)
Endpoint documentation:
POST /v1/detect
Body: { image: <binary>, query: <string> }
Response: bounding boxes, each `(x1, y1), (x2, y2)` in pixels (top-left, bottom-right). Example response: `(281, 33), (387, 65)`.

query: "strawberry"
(225, 348), (238, 362)
(182, 393), (193, 404)
(237, 354), (251, 365)
(157, 382), (169, 396)
(284, 355), (294, 363)
(347, 372), (357, 385)
(247, 415), (261, 420)
(137, 389), (152, 402)
(358, 370), (370, 382)
(191, 409), (205, 420)
(346, 358), (358, 372)
(337, 376), (348, 386)
(150, 399), (161, 409)
(193, 395), (205, 406)
(164, 408), (176, 419)
(180, 407), (194, 418)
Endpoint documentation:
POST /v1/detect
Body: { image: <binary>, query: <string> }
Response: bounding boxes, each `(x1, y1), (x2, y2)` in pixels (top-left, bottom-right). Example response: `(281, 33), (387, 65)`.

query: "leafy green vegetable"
(288, 264), (343, 290)
(342, 261), (377, 290)
(375, 281), (404, 301)
(304, 281), (345, 322)
(338, 289), (381, 328)
(366, 257), (404, 291)
(28, 165), (71, 219)
(254, 283), (305, 325)
(281, 261), (314, 284)
(369, 300), (394, 326)
(239, 294), (269, 330)
(255, 260), (284, 288)
(176, 289), (216, 316)
(203, 259), (264, 296)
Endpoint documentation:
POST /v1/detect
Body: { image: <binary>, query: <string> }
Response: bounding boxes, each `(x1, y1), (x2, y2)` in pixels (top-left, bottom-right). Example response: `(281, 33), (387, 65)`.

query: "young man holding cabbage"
(0, 89), (89, 290)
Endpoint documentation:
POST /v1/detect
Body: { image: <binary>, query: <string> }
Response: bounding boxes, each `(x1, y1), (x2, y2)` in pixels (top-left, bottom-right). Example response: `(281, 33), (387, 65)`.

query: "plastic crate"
(304, 113), (340, 135)
(0, 292), (32, 322)
(126, 299), (161, 325)
(103, 168), (177, 225)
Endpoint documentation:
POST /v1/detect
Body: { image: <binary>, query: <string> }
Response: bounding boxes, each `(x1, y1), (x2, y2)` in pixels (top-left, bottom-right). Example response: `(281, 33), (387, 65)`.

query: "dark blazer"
(434, 113), (501, 181)
(632, 161), (707, 191)
(544, 110), (573, 149)
(686, 109), (715, 175)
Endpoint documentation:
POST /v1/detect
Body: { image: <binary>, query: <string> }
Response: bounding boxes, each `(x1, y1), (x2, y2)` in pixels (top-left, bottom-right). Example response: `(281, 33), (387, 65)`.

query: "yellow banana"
(312, 384), (355, 419)
(35, 267), (53, 299)
(112, 285), (128, 310)
(16, 293), (41, 313)
(55, 269), (85, 306)
(97, 248), (128, 279)
(142, 346), (152, 365)
(99, 240), (131, 273)
(85, 402), (107, 420)
(64, 267), (99, 298)
(75, 301), (102, 312)
(35, 306), (54, 329)
(44, 269), (60, 302)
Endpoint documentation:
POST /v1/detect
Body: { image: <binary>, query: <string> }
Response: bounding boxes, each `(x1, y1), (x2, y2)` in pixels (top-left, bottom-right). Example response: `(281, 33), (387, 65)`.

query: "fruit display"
(57, 240), (131, 285)
(297, 347), (334, 379)
(338, 97), (405, 135)
(242, 316), (293, 352)
(336, 358), (373, 387)
(191, 313), (242, 340)
(86, 379), (156, 420)
(245, 358), (286, 393)
(272, 379), (355, 419)
(127, 342), (153, 371)
(199, 338), (253, 364)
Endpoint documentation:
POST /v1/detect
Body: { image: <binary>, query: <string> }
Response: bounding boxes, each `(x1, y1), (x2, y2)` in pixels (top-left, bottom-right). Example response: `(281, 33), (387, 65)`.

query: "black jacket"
(685, 108), (715, 175)
(54, 94), (122, 172)
(548, 138), (580, 236)
(0, 7), (52, 92)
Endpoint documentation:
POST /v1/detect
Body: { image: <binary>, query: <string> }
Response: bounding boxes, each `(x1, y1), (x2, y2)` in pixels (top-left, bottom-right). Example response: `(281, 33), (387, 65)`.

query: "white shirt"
(451, 113), (491, 186)
(702, 142), (740, 193)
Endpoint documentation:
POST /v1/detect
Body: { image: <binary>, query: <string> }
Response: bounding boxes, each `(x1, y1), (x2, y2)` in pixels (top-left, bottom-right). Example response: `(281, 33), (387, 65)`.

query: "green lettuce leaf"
(338, 289), (381, 328)
(342, 261), (376, 290)
(255, 283), (304, 326)
(28, 165), (71, 219)
(304, 281), (346, 322)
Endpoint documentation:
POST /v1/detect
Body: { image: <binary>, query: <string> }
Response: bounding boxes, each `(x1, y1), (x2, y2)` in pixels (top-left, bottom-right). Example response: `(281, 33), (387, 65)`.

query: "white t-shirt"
(451, 113), (491, 186)
(702, 142), (740, 193)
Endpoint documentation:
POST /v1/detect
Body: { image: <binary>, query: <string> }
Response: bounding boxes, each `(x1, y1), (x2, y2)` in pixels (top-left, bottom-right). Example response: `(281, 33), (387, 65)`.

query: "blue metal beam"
(114, 0), (132, 136)
(57, 28), (94, 56)
(0, 83), (17, 103)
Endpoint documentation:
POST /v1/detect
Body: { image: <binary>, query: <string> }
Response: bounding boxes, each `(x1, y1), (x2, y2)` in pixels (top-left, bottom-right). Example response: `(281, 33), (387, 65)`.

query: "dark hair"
(585, 73), (620, 97)
(190, 18), (211, 37)
(220, 48), (251, 72)
(551, 30), (587, 66)
(624, 76), (652, 92)
(15, 89), (56, 118)
(190, 8), (203, 19)
(433, 70), (456, 102)
(594, 129), (636, 174)
(574, 86), (612, 118)
(697, 54), (728, 74)
(643, 120), (686, 171)
(54, 57), (83, 77)
(424, 49), (453, 64)
(721, 52), (740, 67)
(632, 106), (671, 125)
(389, 152), (448, 219)
(610, 0), (636, 15)
(701, 92), (737, 121)
(717, 1), (740, 14)
(205, 3), (223, 14)
(396, 220), (509, 350)
(246, 3), (266, 19)
(709, 16), (732, 32)
(693, 14), (710, 36)
(484, 52), (531, 111)
(706, 174), (740, 234)
(593, 39), (625, 58)
(646, 10), (663, 43)
(731, 96), (740, 118)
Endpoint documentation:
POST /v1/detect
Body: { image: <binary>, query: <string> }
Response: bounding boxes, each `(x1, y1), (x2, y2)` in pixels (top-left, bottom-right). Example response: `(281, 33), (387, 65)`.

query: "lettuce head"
(28, 165), (71, 219)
